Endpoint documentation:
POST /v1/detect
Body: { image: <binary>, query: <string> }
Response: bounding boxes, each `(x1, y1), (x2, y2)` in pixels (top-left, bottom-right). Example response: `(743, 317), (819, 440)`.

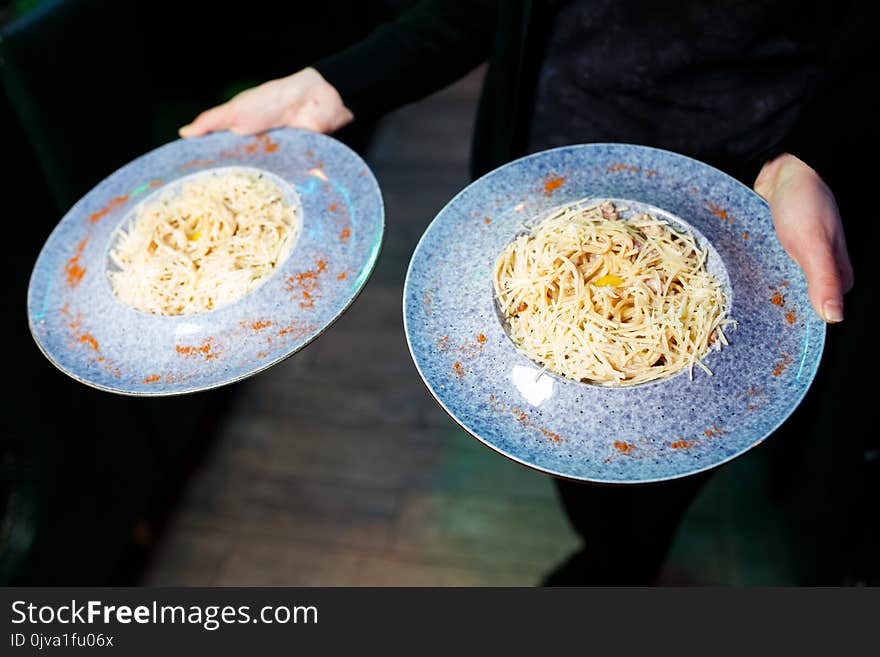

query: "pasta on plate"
(493, 199), (733, 386)
(109, 169), (300, 316)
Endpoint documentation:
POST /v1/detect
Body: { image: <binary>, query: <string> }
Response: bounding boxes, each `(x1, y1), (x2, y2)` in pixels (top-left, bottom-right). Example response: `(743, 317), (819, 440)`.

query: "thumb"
(785, 230), (845, 323)
(759, 154), (852, 324)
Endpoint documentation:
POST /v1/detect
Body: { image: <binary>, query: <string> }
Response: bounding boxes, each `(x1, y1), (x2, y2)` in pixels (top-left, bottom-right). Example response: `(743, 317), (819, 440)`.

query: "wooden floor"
(140, 68), (797, 587)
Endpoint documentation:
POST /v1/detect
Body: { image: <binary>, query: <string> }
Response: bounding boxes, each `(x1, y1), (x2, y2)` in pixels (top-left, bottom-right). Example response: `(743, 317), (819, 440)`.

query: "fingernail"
(179, 124), (193, 137)
(823, 300), (843, 323)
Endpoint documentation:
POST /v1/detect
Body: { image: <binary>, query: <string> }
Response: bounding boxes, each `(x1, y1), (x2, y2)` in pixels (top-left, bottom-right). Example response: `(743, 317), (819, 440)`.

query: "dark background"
(1, 0), (877, 586)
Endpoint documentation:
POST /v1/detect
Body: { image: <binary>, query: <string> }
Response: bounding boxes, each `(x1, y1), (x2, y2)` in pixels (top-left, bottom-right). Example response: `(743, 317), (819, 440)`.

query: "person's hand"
(754, 153), (853, 323)
(179, 67), (353, 138)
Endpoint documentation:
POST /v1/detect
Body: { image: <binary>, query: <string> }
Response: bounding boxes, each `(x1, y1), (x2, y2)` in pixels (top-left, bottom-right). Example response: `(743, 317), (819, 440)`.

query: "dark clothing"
(316, 0), (878, 188)
(546, 473), (712, 585)
(528, 0), (823, 183)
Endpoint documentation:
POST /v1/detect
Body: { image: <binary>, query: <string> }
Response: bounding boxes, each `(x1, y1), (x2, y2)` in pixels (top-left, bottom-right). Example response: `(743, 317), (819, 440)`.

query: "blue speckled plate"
(403, 144), (824, 484)
(28, 128), (383, 396)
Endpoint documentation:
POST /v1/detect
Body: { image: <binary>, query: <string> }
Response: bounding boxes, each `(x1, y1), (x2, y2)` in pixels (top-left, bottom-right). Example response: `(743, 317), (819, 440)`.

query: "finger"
(179, 104), (234, 138)
(789, 235), (845, 323)
(228, 119), (268, 137)
(228, 105), (284, 136)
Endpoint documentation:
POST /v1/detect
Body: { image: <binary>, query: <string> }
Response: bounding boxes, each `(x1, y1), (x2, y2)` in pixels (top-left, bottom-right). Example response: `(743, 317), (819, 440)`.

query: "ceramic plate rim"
(403, 142), (825, 484)
(27, 129), (385, 397)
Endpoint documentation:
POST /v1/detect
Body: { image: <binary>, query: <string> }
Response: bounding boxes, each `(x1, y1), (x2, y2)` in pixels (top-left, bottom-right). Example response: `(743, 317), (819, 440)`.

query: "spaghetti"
(493, 199), (731, 386)
(109, 169), (300, 316)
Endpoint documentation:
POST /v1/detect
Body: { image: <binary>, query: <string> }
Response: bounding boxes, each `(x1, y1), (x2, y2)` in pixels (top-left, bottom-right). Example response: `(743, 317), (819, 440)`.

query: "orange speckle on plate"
(452, 361), (465, 379)
(65, 238), (89, 287)
(436, 335), (450, 351)
(336, 271), (347, 280)
(88, 208), (108, 222)
(538, 426), (566, 444)
(785, 308), (797, 325)
(88, 195), (128, 222)
(742, 231), (749, 240)
(670, 438), (692, 449)
(276, 321), (313, 339)
(176, 338), (219, 361)
(257, 352), (267, 358)
(78, 333), (99, 351)
(771, 291), (785, 307)
(181, 159), (215, 169)
(339, 227), (351, 241)
(285, 260), (328, 308)
(607, 163), (639, 173)
(707, 203), (734, 223)
(484, 217), (492, 224)
(477, 333), (486, 343)
(772, 352), (793, 377)
(328, 203), (338, 213)
(543, 175), (567, 196)
(613, 441), (636, 454)
(258, 133), (279, 153)
(143, 374), (161, 383)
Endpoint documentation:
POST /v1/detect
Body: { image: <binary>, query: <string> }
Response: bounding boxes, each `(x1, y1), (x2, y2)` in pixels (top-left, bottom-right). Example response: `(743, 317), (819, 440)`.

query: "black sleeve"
(767, 0), (879, 190)
(313, 0), (498, 122)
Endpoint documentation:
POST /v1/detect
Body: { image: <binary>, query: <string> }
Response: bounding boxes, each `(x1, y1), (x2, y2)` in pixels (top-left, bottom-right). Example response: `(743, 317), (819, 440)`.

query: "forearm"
(314, 0), (498, 122)
(180, 1), (497, 138)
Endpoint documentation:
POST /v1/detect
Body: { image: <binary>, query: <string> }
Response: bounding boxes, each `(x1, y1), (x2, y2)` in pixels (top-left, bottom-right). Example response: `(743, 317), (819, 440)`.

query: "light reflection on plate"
(511, 365), (555, 406)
